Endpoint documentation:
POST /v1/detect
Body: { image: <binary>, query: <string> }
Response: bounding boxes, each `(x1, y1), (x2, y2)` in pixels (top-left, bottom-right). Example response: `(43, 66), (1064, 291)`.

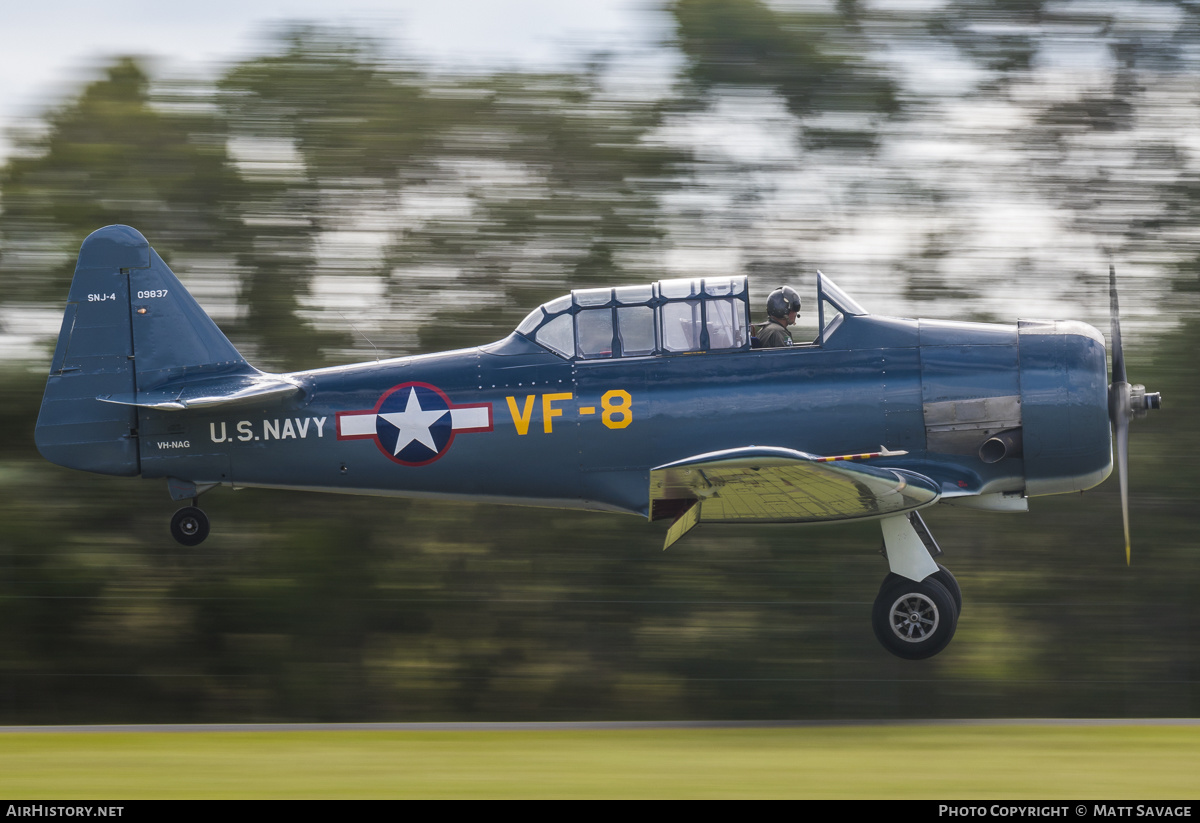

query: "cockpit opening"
(515, 272), (866, 359)
(516, 276), (750, 360)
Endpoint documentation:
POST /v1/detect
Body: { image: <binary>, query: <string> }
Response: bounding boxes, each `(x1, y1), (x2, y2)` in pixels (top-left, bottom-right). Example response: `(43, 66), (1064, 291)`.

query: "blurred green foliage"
(671, 0), (898, 121)
(0, 2), (1198, 722)
(0, 59), (244, 302)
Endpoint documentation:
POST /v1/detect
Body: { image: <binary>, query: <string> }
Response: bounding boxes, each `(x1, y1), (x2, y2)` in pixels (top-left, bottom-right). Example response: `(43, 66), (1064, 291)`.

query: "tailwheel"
(170, 506), (210, 546)
(872, 575), (958, 660)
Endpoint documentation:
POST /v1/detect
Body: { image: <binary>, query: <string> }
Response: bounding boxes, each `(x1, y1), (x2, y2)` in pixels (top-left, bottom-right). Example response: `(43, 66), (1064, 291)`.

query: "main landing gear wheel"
(872, 575), (958, 660)
(880, 563), (963, 615)
(170, 506), (210, 546)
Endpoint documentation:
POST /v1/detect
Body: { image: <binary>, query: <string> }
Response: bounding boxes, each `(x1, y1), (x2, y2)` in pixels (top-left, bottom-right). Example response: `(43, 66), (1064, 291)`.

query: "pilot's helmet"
(767, 286), (802, 319)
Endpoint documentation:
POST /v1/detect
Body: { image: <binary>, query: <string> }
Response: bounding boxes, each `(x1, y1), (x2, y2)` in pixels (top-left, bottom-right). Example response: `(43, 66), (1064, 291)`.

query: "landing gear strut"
(874, 512), (960, 659)
(170, 504), (210, 546)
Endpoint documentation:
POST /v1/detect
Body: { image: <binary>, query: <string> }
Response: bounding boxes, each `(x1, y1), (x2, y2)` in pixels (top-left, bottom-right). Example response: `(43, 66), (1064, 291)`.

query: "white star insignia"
(378, 387), (448, 455)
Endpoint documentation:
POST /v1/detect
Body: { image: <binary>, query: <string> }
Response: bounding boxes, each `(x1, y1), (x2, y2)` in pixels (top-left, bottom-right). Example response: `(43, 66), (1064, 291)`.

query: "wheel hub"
(889, 593), (939, 642)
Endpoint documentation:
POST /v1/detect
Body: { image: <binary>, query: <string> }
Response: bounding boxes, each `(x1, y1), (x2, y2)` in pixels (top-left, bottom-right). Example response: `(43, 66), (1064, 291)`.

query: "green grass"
(1, 725), (1197, 799)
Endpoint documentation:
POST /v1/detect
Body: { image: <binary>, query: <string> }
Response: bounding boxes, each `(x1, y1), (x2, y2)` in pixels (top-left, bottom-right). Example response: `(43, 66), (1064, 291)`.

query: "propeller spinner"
(1107, 265), (1162, 564)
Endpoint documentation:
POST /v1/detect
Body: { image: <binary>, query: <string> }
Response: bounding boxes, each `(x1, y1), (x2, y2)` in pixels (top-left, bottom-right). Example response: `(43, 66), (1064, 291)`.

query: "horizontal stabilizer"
(650, 446), (939, 525)
(98, 372), (303, 411)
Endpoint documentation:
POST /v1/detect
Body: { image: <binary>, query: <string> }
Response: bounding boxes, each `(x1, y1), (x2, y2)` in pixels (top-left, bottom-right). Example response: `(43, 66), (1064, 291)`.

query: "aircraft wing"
(650, 446), (940, 549)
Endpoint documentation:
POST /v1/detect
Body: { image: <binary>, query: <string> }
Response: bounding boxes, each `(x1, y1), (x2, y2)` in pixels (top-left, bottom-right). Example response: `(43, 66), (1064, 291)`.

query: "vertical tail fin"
(128, 240), (247, 388)
(35, 225), (252, 476)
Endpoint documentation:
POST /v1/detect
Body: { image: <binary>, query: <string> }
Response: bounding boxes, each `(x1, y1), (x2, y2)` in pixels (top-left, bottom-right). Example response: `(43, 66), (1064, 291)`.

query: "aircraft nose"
(1018, 320), (1112, 496)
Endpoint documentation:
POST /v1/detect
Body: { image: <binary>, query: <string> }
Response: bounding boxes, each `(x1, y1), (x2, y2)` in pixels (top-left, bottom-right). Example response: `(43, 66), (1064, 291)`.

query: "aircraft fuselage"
(134, 315), (1111, 518)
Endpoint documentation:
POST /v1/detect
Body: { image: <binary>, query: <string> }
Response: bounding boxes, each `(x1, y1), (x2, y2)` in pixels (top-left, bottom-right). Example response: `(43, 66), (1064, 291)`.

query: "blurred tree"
(670, 0), (898, 136)
(393, 70), (686, 352)
(927, 0), (1048, 78)
(221, 27), (451, 186)
(0, 56), (340, 370)
(0, 59), (242, 302)
(223, 29), (685, 355)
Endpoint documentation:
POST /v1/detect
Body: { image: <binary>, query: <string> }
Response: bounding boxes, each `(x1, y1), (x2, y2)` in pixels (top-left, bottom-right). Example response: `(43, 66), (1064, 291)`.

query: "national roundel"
(336, 382), (494, 466)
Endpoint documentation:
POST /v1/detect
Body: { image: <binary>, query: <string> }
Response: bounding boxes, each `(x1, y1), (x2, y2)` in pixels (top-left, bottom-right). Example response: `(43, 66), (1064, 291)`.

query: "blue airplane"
(34, 225), (1161, 659)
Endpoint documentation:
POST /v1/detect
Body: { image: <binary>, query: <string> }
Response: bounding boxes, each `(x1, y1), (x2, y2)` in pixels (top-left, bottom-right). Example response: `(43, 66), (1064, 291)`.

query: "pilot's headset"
(767, 286), (802, 319)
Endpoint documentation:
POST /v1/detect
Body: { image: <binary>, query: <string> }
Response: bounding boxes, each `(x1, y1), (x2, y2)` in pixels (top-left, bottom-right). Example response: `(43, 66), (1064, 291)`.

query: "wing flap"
(650, 446), (939, 526)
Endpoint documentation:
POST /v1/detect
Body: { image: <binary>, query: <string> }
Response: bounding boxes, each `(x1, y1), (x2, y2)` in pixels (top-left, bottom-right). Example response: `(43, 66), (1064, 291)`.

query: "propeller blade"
(1109, 264), (1127, 384)
(1108, 264), (1132, 564)
(1114, 409), (1131, 565)
(1107, 265), (1161, 565)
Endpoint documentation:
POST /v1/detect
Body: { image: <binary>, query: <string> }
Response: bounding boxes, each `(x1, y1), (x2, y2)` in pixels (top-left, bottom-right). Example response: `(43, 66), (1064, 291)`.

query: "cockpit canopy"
(516, 276), (750, 360)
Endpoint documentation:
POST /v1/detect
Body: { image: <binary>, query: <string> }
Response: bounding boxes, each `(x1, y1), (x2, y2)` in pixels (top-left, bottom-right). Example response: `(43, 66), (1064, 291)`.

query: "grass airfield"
(2, 723), (1198, 799)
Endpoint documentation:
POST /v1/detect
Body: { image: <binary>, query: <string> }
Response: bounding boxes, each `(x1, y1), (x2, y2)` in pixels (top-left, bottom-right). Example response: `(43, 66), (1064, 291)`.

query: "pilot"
(757, 286), (802, 348)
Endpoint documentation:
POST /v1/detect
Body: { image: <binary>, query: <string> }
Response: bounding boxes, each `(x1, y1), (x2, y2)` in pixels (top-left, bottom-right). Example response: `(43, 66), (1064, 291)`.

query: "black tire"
(872, 575), (958, 660)
(879, 563), (963, 615)
(170, 506), (210, 546)
(931, 564), (962, 614)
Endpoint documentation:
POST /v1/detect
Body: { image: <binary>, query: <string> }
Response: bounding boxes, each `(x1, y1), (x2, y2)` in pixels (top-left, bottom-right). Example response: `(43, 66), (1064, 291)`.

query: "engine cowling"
(1017, 319), (1112, 496)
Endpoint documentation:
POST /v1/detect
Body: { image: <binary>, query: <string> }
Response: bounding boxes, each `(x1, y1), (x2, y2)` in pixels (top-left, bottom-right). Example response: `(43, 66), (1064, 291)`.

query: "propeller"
(1107, 265), (1162, 565)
